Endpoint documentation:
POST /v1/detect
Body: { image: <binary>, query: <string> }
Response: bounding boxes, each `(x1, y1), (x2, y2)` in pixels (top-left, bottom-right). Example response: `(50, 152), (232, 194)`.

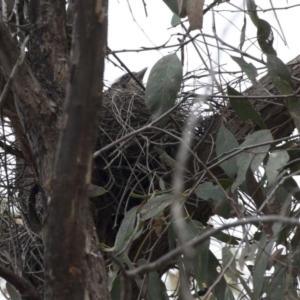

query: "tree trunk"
(0, 0), (110, 299)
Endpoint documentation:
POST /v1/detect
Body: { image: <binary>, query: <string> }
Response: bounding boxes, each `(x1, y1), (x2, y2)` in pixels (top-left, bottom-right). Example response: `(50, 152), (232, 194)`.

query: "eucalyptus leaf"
(140, 193), (173, 221)
(195, 182), (231, 218)
(137, 259), (169, 300)
(163, 0), (187, 17)
(231, 56), (258, 82)
(253, 234), (275, 298)
(87, 184), (106, 198)
(266, 151), (289, 186)
(266, 54), (300, 131)
(267, 55), (294, 94)
(114, 206), (138, 254)
(222, 246), (238, 282)
(159, 177), (166, 191)
(246, 0), (259, 27)
(227, 85), (266, 129)
(239, 16), (246, 50)
(171, 13), (181, 27)
(232, 130), (273, 191)
(168, 222), (177, 251)
(257, 19), (276, 55)
(186, 219), (210, 289)
(110, 276), (121, 300)
(225, 287), (235, 300)
(269, 185), (291, 216)
(216, 124), (239, 178)
(214, 231), (240, 245)
(266, 255), (297, 300)
(207, 251), (227, 300)
(246, 0), (276, 55)
(145, 54), (182, 127)
(6, 283), (20, 300)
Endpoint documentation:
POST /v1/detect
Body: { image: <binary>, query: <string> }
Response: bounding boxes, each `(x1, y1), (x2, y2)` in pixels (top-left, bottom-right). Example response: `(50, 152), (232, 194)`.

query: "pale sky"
(106, 0), (300, 88)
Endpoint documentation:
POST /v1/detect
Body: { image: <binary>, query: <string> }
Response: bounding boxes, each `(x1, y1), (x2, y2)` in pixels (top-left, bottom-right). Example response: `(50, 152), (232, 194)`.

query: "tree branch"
(126, 215), (300, 278)
(0, 264), (41, 300)
(0, 140), (24, 159)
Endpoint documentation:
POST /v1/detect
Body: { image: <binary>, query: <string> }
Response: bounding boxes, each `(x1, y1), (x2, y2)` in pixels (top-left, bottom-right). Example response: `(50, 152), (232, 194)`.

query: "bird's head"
(110, 67), (147, 92)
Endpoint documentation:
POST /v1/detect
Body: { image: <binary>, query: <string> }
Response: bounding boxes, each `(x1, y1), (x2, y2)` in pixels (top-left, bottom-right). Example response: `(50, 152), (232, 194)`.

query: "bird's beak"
(136, 68), (147, 81)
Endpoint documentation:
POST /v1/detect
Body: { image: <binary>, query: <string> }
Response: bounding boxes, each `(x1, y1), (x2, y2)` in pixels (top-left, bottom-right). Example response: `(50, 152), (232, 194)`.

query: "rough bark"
(28, 0), (68, 102)
(0, 15), (60, 183)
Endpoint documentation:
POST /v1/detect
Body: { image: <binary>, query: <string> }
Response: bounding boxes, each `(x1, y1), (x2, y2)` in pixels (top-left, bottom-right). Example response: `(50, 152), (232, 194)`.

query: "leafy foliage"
(1, 0), (300, 300)
(145, 54), (183, 127)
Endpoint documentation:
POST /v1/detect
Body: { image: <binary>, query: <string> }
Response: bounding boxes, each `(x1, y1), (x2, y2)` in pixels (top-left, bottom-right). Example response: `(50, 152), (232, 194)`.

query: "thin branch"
(0, 264), (41, 300)
(126, 215), (300, 278)
(0, 35), (29, 110)
(0, 140), (24, 159)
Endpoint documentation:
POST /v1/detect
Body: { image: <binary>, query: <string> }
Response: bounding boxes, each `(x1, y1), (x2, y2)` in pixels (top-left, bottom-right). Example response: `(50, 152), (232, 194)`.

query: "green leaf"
(163, 0), (187, 17)
(159, 177), (166, 191)
(140, 193), (173, 221)
(6, 283), (20, 300)
(237, 274), (255, 299)
(114, 206), (138, 254)
(171, 13), (181, 27)
(155, 147), (177, 168)
(145, 54), (183, 127)
(265, 151), (289, 186)
(137, 259), (169, 300)
(227, 85), (266, 129)
(246, 1), (276, 55)
(110, 276), (122, 300)
(267, 255), (297, 300)
(168, 222), (177, 251)
(222, 247), (239, 282)
(253, 234), (275, 298)
(239, 16), (246, 50)
(207, 251), (227, 300)
(246, 0), (259, 27)
(282, 177), (300, 199)
(224, 287), (235, 300)
(267, 55), (294, 95)
(269, 185), (291, 216)
(257, 19), (276, 55)
(195, 182), (224, 201)
(232, 130), (273, 191)
(214, 231), (240, 245)
(218, 178), (234, 189)
(230, 56), (258, 82)
(87, 184), (106, 198)
(216, 124), (239, 178)
(186, 219), (210, 289)
(195, 182), (231, 218)
(266, 54), (300, 131)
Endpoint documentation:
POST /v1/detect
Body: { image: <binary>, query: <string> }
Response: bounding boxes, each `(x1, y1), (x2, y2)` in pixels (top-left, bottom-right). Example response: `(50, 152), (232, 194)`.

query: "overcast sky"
(106, 0), (300, 88)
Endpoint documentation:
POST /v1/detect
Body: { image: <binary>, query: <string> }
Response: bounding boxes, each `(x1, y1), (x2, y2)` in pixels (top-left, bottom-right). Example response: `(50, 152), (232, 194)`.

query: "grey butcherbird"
(110, 67), (147, 92)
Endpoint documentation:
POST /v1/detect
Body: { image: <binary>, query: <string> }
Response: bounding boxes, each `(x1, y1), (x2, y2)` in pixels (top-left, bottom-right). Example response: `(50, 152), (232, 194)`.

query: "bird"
(110, 67), (147, 93)
(102, 67), (149, 128)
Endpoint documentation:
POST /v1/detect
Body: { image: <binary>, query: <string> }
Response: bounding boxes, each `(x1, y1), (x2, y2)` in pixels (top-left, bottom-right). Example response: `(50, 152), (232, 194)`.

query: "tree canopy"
(0, 1), (300, 300)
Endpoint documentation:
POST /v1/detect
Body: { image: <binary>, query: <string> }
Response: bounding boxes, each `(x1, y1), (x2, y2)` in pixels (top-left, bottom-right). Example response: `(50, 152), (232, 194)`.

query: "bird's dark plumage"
(110, 67), (147, 92)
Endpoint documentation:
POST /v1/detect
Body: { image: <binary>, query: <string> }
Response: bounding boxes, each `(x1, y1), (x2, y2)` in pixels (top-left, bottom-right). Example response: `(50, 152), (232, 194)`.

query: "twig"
(125, 215), (300, 278)
(0, 35), (29, 111)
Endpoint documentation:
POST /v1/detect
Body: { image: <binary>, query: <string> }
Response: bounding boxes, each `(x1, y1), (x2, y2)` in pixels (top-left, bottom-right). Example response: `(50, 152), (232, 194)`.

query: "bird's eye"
(120, 74), (131, 88)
